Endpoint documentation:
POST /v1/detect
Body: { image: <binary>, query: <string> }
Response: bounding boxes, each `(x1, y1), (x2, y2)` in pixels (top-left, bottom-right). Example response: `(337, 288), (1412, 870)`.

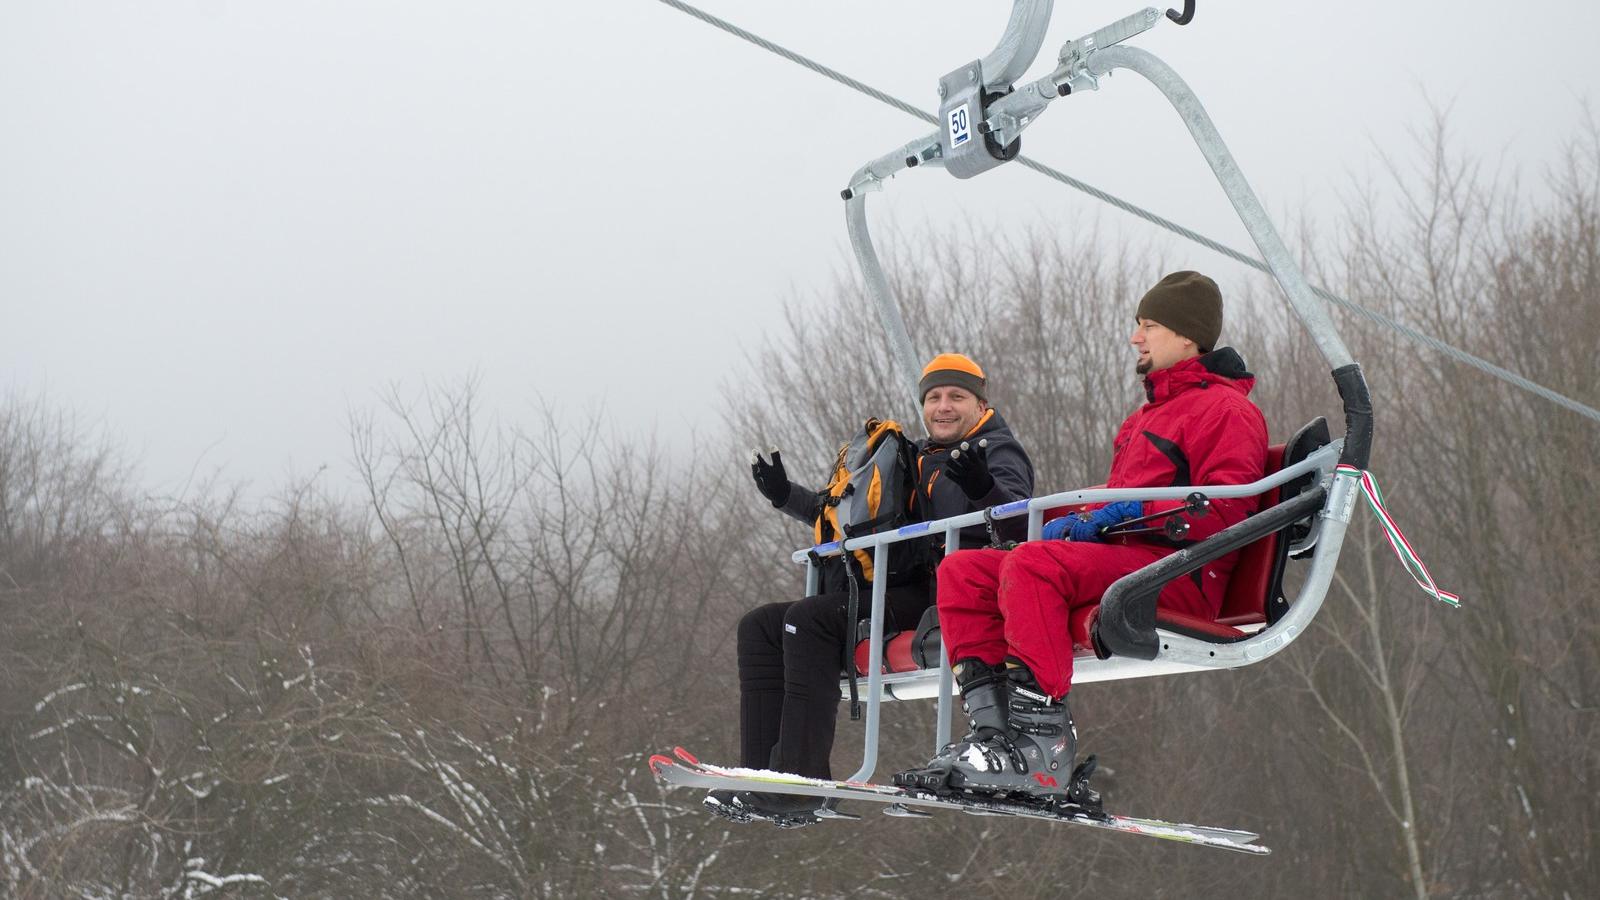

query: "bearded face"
(1131, 317), (1197, 376)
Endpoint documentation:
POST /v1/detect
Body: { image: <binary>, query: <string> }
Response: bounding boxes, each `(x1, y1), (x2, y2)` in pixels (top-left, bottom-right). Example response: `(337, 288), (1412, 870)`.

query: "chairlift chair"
(809, 0), (1373, 784)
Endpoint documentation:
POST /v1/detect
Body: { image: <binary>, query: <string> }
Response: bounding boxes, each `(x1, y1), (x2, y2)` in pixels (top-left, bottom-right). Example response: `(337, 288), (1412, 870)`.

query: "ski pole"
(1101, 516), (1191, 541)
(1099, 491), (1209, 537)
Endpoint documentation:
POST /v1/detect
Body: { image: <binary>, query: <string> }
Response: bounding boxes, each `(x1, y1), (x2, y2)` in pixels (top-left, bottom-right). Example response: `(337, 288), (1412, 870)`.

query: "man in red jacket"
(896, 271), (1268, 800)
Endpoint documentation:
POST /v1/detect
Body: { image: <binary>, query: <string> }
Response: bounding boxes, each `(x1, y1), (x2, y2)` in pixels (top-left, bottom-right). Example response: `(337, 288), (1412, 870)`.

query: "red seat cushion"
(1213, 443), (1287, 628)
(1154, 608), (1250, 640)
(854, 631), (920, 675)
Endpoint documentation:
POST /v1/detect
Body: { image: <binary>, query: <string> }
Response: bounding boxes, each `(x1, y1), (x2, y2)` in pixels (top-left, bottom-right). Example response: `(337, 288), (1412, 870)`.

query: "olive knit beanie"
(1135, 271), (1223, 352)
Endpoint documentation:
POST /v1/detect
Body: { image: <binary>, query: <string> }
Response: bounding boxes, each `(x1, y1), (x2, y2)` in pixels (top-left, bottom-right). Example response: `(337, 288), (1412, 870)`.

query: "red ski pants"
(937, 541), (1218, 698)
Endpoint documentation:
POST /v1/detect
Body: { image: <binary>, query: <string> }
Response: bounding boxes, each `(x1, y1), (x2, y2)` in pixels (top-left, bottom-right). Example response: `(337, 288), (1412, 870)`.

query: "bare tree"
(4, 110), (1596, 898)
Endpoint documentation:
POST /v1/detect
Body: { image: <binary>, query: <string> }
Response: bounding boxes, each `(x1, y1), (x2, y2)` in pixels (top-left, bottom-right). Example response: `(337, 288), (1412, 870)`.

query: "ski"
(667, 746), (1258, 845)
(651, 747), (1268, 855)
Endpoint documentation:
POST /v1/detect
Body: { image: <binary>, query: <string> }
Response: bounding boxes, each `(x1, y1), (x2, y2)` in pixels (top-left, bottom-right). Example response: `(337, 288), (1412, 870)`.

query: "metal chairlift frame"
(813, 0), (1374, 784)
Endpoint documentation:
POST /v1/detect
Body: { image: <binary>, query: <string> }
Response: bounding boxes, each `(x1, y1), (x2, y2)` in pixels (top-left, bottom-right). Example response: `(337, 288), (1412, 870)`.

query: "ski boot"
(939, 661), (1077, 801)
(732, 790), (822, 828)
(893, 657), (1011, 791)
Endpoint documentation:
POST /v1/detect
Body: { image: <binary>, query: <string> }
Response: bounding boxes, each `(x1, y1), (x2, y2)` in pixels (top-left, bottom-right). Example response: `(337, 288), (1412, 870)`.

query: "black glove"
(944, 439), (995, 503)
(750, 448), (791, 508)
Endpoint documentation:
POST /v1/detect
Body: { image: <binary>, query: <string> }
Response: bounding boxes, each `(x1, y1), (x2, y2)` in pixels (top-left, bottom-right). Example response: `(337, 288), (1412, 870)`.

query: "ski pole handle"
(1099, 492), (1210, 537)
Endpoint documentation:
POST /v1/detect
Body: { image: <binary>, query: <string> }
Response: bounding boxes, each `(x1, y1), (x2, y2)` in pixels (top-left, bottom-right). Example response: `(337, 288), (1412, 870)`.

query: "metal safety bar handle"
(834, 453), (1355, 780)
(1096, 488), (1328, 658)
(794, 441), (1341, 564)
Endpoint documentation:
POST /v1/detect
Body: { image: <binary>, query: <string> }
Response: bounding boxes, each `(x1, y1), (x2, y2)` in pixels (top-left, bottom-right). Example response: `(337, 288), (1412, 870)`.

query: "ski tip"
(648, 754), (677, 776)
(673, 746), (701, 766)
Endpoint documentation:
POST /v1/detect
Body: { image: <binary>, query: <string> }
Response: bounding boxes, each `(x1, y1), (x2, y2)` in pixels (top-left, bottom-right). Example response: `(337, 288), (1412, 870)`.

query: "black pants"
(737, 578), (932, 779)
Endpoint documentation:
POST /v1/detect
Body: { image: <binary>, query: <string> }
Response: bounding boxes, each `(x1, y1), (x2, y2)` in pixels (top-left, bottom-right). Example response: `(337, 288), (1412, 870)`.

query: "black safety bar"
(1094, 486), (1328, 660)
(1332, 364), (1373, 471)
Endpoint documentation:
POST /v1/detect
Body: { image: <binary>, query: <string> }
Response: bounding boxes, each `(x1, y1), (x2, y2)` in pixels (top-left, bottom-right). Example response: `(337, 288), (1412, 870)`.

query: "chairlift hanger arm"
(980, 0), (1055, 90)
(840, 3), (1195, 405)
(1079, 43), (1370, 468)
(841, 139), (939, 425)
(844, 0), (1372, 469)
(839, 0), (1056, 408)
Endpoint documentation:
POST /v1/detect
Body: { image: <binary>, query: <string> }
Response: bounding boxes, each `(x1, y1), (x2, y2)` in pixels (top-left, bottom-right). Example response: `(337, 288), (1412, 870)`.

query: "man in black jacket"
(717, 353), (1033, 823)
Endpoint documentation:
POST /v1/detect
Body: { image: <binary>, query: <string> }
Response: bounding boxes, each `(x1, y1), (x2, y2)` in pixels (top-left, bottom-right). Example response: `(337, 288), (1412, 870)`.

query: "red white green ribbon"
(1335, 464), (1460, 607)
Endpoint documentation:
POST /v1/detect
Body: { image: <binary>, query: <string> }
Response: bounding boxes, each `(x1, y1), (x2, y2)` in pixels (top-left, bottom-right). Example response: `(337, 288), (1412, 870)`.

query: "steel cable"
(655, 0), (1600, 426)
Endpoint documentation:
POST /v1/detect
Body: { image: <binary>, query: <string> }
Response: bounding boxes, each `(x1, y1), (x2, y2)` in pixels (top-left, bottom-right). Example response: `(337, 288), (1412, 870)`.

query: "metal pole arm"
(1083, 44), (1355, 372)
(980, 0), (1055, 90)
(982, 7), (1167, 148)
(1083, 44), (1372, 469)
(841, 138), (940, 420)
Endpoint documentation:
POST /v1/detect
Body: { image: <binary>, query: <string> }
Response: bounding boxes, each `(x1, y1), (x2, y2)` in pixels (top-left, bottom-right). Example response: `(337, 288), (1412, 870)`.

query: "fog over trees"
(3, 123), (1596, 898)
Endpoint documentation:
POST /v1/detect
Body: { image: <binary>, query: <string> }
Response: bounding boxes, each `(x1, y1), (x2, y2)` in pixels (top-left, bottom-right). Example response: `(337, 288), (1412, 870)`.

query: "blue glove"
(1043, 500), (1143, 542)
(1040, 514), (1074, 541)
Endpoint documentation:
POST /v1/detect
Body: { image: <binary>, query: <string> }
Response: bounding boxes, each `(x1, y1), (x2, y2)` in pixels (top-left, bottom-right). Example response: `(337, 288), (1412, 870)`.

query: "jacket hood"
(1143, 348), (1255, 403)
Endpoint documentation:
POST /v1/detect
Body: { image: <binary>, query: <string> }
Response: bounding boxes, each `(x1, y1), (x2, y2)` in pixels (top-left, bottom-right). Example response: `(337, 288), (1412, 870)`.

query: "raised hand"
(750, 448), (791, 507)
(945, 439), (994, 502)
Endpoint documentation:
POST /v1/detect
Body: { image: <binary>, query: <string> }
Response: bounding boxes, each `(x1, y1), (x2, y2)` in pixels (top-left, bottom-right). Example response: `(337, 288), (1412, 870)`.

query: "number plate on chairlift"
(947, 103), (972, 149)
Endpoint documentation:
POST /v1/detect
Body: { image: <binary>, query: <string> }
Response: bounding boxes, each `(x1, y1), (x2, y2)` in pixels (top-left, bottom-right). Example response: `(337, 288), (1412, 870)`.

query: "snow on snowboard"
(650, 747), (1268, 855)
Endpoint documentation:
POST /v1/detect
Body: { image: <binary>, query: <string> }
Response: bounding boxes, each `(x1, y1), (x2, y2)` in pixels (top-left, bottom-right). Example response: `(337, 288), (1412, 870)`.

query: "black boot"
(732, 790), (822, 828)
(727, 744), (826, 828)
(893, 658), (1011, 790)
(702, 789), (754, 824)
(941, 661), (1076, 800)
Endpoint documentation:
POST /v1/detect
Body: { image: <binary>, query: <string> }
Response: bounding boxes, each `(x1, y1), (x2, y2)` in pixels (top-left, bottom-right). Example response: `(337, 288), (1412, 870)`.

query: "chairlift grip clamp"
(937, 62), (1021, 180)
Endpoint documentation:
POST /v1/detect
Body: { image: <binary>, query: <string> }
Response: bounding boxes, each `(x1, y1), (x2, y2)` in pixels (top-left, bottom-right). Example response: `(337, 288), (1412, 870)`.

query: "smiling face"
(1130, 317), (1200, 375)
(922, 385), (988, 444)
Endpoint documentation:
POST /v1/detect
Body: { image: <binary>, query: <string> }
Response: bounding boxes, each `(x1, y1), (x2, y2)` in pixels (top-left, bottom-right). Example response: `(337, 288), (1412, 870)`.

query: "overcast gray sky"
(4, 1), (1596, 495)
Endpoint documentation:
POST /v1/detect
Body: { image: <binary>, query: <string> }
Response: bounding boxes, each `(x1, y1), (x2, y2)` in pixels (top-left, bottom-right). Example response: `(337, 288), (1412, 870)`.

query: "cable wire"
(654, 0), (1600, 426)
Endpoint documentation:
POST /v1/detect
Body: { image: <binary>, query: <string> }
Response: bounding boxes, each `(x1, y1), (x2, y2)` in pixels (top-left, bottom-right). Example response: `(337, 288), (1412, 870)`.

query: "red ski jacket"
(1102, 348), (1269, 582)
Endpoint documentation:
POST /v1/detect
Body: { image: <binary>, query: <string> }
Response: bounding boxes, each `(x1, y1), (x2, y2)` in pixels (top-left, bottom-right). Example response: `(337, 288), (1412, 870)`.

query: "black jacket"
(779, 409), (1035, 553)
(912, 409), (1034, 548)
